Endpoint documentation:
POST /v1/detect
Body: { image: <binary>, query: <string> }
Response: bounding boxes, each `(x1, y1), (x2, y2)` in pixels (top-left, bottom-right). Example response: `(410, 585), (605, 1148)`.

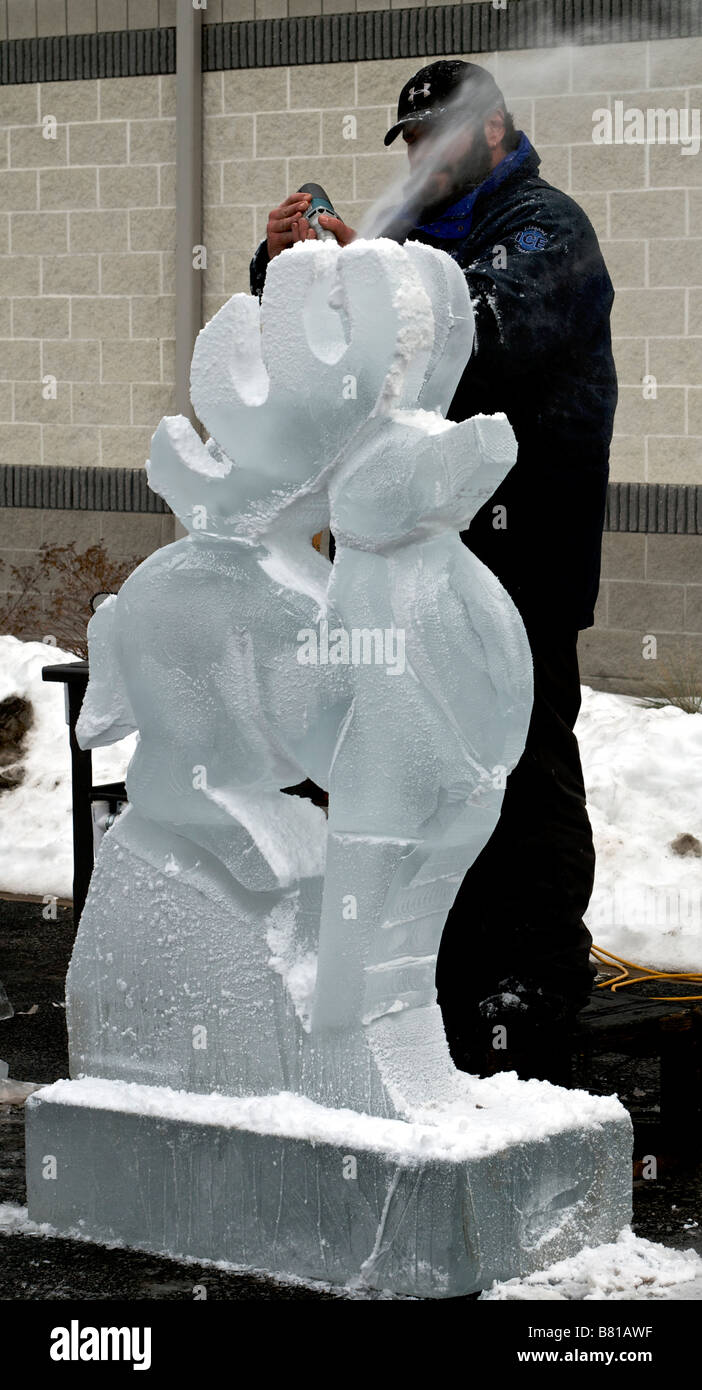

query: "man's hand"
(266, 192), (315, 259)
(316, 214), (357, 247)
(266, 194), (357, 259)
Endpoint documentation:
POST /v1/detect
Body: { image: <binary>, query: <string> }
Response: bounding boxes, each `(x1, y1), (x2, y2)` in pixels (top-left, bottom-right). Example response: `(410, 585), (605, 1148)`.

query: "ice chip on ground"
(38, 238), (632, 1295)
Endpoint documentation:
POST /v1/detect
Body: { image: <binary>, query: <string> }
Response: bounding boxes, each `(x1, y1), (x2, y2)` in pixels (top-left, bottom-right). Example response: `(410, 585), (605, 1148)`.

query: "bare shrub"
(0, 541), (143, 659)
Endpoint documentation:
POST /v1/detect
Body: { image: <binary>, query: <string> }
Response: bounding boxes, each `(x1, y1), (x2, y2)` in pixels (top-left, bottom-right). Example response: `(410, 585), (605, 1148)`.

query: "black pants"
(435, 626), (596, 1080)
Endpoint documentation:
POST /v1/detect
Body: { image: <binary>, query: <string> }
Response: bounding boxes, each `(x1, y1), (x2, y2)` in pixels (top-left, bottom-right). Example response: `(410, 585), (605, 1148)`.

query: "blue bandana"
(415, 131), (534, 243)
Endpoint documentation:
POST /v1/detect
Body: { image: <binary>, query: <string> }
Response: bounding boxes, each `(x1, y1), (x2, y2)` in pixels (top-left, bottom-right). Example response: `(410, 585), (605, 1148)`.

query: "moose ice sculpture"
(24, 238), (632, 1296)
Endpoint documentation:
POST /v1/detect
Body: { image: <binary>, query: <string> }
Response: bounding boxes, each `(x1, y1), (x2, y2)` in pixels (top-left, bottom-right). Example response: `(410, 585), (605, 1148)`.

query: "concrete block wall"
(0, 71), (177, 486)
(579, 530), (702, 696)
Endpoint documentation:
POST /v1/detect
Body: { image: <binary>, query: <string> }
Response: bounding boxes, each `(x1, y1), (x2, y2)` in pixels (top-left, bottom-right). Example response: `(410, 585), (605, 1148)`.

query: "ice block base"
(25, 1078), (632, 1298)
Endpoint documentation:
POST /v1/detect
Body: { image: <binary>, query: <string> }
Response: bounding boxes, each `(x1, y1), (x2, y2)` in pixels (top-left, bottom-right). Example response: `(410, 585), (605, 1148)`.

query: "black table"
(41, 662), (125, 922)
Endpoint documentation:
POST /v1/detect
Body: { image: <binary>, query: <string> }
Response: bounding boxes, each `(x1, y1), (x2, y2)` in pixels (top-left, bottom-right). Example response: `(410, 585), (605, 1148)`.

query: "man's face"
(401, 114), (497, 214)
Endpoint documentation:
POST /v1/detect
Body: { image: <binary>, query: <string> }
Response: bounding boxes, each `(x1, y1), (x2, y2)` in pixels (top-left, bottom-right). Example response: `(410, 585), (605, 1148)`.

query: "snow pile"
(0, 636), (135, 898)
(577, 685), (702, 971)
(481, 1228), (702, 1300)
(0, 1202), (58, 1240)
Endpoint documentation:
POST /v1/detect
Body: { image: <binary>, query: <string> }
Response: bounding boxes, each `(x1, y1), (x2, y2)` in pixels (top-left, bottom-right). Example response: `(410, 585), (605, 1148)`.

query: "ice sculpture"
(57, 238), (536, 1111)
(25, 238), (632, 1295)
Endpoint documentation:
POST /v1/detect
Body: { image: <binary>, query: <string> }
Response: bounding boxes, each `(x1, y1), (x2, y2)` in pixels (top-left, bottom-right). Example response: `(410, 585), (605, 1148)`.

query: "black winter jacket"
(249, 141), (617, 632)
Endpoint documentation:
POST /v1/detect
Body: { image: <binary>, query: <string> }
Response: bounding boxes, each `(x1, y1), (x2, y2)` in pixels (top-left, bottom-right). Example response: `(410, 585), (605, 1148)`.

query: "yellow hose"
(591, 944), (702, 1001)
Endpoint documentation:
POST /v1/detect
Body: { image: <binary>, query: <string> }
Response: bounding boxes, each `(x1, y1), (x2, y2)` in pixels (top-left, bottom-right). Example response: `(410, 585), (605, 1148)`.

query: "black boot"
(442, 981), (576, 1088)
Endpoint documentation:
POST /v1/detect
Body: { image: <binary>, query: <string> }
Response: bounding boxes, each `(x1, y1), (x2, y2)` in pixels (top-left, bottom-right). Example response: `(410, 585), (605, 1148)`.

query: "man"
(250, 61), (618, 1087)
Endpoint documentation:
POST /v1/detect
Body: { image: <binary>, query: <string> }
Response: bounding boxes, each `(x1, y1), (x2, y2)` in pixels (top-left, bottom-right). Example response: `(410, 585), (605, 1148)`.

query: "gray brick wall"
(1, 72), (176, 475)
(578, 531), (702, 696)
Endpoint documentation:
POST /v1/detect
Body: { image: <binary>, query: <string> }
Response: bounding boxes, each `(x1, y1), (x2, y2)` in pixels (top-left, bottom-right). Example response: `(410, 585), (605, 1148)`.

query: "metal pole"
(175, 0), (203, 432)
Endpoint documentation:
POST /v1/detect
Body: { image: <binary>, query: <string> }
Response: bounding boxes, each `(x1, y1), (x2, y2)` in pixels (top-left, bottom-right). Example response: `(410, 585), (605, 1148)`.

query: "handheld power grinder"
(297, 182), (338, 242)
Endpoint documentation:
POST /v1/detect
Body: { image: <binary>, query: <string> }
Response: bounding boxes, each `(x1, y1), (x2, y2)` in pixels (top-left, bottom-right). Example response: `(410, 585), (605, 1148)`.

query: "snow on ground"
(480, 1228), (702, 1300)
(576, 685), (702, 972)
(0, 636), (135, 899)
(0, 635), (701, 972)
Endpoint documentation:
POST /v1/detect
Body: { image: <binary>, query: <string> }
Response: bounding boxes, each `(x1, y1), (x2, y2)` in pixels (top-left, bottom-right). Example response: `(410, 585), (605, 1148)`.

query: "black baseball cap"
(384, 60), (506, 146)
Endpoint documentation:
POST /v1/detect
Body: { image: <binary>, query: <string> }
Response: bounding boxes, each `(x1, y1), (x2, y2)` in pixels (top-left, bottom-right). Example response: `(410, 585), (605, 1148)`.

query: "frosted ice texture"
(73, 237), (534, 1117)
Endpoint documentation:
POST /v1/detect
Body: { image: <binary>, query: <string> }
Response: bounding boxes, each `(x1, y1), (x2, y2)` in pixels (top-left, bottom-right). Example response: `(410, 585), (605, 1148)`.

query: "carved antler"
(146, 240), (476, 537)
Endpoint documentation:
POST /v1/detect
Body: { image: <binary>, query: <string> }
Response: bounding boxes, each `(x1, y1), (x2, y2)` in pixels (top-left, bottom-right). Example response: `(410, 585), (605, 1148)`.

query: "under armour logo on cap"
(384, 59), (506, 146)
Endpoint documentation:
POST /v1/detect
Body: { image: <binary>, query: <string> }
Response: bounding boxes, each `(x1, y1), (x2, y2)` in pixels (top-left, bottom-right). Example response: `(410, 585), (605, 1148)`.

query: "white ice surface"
(265, 896), (317, 1032)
